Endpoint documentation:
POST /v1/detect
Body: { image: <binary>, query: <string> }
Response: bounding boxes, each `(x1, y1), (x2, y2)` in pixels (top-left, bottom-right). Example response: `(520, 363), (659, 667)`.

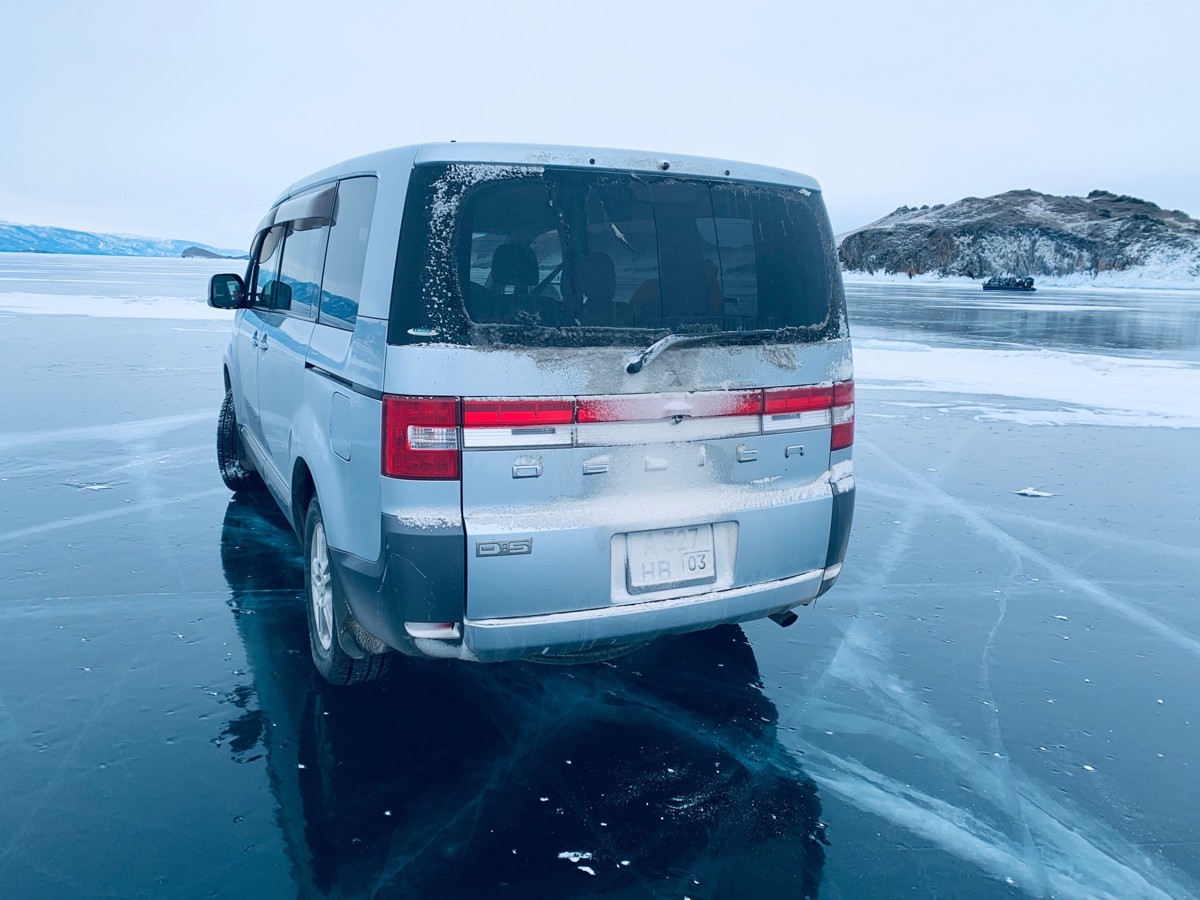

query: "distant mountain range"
(0, 221), (247, 259)
(838, 190), (1200, 283)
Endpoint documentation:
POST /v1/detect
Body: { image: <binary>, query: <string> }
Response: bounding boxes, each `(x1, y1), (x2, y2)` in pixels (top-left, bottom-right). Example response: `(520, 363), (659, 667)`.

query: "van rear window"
(390, 164), (846, 347)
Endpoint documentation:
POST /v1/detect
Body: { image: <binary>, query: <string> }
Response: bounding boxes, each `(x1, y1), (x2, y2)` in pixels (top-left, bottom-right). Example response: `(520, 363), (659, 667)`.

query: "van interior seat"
(571, 252), (616, 326)
(483, 243), (539, 322)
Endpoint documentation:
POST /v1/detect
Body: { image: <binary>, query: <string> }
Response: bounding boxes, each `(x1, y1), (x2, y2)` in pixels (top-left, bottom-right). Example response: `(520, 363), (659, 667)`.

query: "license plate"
(625, 525), (717, 594)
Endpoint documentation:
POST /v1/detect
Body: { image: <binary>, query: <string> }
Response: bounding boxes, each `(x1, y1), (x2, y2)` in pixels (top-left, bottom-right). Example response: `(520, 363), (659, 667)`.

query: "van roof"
(278, 142), (823, 204)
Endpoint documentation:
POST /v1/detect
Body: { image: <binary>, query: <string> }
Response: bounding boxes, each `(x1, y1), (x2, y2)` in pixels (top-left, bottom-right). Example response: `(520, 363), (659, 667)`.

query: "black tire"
(217, 391), (264, 493)
(303, 496), (391, 686)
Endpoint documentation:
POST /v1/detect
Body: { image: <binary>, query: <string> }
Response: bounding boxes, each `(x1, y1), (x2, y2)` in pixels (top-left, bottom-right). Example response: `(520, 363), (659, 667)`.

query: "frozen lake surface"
(1, 254), (1198, 898)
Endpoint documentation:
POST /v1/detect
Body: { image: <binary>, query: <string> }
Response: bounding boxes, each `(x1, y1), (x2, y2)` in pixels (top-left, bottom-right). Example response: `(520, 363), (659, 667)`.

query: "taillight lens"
(761, 381), (854, 448)
(462, 399), (575, 427)
(462, 398), (576, 448)
(763, 385), (835, 414)
(762, 385), (833, 433)
(831, 380), (854, 450)
(382, 396), (460, 479)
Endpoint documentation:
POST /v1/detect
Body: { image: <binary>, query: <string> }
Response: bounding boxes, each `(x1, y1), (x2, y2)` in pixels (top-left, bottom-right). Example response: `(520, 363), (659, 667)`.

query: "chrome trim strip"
(305, 362), (384, 400)
(462, 426), (572, 449)
(761, 409), (832, 433)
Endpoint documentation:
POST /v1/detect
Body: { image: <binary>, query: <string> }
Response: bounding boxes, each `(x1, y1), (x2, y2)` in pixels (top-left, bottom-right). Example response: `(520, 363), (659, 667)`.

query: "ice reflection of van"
(208, 143), (854, 685)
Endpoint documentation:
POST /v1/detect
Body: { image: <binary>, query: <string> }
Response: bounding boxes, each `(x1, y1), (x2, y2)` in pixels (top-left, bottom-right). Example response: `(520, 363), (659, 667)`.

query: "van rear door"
(386, 162), (851, 626)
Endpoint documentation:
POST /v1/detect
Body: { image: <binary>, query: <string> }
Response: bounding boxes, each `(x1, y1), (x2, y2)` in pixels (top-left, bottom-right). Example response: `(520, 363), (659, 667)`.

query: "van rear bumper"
(450, 567), (825, 662)
(334, 485), (851, 662)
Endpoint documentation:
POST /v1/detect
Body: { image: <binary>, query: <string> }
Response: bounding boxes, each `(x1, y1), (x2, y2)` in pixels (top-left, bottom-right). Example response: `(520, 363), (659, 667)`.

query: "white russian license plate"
(625, 525), (717, 593)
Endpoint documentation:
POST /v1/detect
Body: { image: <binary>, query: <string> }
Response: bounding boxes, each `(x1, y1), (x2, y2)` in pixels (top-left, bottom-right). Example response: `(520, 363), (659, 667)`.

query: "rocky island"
(838, 189), (1200, 284)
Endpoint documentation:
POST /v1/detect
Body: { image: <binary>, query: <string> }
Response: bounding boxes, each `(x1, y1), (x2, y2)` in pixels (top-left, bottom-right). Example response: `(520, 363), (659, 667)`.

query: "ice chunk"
(558, 851), (592, 863)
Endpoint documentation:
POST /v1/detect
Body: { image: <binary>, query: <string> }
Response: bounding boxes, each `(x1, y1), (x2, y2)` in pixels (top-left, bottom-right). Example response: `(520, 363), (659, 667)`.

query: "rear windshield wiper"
(625, 331), (769, 374)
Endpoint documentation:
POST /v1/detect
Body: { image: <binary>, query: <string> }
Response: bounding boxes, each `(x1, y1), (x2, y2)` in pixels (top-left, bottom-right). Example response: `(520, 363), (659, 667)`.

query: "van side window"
(276, 220), (329, 319)
(319, 177), (378, 330)
(250, 226), (285, 309)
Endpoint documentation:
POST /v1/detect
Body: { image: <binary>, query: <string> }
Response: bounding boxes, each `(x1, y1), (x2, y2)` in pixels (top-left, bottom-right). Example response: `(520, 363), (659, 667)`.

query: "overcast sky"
(4, 0), (1197, 250)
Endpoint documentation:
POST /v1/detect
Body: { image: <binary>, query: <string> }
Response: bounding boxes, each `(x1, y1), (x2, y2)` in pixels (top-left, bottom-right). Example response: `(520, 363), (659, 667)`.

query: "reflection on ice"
(217, 495), (829, 897)
(845, 280), (1200, 354)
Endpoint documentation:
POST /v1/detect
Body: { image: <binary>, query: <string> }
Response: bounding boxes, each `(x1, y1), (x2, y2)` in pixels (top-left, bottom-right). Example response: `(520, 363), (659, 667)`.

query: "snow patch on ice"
(857, 340), (1200, 428)
(0, 291), (232, 320)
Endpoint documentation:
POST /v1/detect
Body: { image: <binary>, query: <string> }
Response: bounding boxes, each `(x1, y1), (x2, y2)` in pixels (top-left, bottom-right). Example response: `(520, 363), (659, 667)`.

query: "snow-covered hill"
(0, 221), (246, 259)
(838, 190), (1200, 286)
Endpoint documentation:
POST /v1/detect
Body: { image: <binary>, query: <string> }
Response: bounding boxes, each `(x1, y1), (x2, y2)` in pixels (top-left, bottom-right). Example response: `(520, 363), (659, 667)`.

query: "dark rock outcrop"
(838, 189), (1200, 279)
(181, 246), (238, 259)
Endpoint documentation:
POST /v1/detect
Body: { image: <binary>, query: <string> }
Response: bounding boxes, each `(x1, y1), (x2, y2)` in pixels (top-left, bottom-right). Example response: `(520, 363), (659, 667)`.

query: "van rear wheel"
(304, 497), (391, 685)
(217, 391), (264, 493)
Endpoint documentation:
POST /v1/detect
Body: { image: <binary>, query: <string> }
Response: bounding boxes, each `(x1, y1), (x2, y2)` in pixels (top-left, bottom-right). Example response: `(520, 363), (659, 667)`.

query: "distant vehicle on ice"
(983, 275), (1036, 292)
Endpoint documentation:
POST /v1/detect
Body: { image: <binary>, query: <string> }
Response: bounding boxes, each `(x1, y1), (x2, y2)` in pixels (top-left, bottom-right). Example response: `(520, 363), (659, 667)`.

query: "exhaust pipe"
(768, 610), (798, 628)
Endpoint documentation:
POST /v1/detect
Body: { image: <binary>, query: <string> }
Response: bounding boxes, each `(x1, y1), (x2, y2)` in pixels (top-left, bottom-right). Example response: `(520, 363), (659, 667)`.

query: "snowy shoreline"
(0, 291), (232, 320)
(842, 270), (1200, 293)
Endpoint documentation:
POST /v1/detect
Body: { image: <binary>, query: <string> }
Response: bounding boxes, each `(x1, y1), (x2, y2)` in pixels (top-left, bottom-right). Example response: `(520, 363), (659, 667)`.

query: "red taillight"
(763, 385), (834, 414)
(382, 395), (460, 479)
(762, 381), (854, 449)
(462, 399), (575, 427)
(831, 380), (854, 450)
(381, 382), (852, 473)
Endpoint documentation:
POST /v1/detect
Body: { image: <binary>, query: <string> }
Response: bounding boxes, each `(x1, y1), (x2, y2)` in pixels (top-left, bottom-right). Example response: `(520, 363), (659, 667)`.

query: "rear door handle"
(258, 333), (268, 350)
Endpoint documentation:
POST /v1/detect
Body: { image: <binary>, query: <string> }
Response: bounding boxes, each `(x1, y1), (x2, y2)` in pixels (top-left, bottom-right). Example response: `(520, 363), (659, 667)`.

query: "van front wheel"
(304, 497), (391, 685)
(217, 391), (263, 493)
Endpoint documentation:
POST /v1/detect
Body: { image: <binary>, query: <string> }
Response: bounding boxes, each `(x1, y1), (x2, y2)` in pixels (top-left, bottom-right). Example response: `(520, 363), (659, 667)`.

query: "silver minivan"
(208, 143), (854, 685)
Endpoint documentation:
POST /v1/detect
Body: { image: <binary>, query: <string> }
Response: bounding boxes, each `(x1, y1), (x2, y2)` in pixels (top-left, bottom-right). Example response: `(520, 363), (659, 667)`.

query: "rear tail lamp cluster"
(382, 381), (854, 479)
(761, 383), (854, 450)
(382, 396), (460, 479)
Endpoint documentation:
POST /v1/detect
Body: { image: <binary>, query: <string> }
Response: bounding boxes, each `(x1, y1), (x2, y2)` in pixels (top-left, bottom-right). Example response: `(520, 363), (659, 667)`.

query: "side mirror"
(208, 273), (245, 309)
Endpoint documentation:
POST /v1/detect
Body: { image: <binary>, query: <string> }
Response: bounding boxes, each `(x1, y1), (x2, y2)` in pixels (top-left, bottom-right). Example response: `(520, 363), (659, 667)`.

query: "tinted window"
(320, 177), (378, 330)
(391, 165), (845, 347)
(276, 220), (328, 319)
(249, 226), (285, 310)
(464, 179), (564, 326)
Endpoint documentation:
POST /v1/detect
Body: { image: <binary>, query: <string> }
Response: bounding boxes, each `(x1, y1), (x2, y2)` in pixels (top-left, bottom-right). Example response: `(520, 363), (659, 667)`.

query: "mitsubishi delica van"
(208, 143), (854, 685)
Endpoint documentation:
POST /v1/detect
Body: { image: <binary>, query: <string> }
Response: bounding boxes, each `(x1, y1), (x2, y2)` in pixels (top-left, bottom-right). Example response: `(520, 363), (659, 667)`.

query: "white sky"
(3, 0), (1197, 251)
